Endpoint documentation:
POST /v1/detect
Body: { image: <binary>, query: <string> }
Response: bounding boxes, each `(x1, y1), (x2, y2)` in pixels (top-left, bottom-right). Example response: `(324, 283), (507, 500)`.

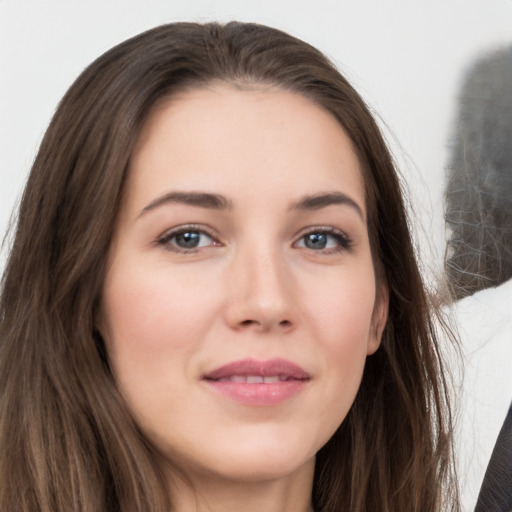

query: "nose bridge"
(226, 235), (295, 331)
(247, 242), (288, 300)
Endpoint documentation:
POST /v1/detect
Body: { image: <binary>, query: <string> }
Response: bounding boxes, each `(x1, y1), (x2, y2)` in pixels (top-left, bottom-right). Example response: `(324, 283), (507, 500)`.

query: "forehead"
(125, 83), (366, 214)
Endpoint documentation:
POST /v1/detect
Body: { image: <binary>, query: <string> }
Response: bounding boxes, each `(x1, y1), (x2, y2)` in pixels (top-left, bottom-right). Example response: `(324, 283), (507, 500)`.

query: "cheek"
(102, 262), (218, 350)
(98, 260), (223, 408)
(301, 269), (377, 425)
(98, 261), (225, 432)
(306, 270), (377, 350)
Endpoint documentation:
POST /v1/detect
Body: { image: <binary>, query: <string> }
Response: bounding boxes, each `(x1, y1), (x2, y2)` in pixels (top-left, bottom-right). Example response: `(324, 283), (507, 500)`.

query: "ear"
(367, 284), (389, 355)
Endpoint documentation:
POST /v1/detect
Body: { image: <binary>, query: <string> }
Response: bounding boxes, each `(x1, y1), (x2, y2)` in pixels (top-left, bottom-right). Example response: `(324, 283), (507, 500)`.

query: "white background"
(0, 2), (511, 509)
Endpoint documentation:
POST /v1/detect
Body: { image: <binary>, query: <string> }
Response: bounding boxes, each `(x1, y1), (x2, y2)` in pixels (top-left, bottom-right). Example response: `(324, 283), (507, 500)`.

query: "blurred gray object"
(445, 46), (512, 300)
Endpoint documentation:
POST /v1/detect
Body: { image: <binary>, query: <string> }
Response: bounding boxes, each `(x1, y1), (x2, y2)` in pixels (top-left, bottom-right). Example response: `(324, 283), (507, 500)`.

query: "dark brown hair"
(0, 22), (458, 511)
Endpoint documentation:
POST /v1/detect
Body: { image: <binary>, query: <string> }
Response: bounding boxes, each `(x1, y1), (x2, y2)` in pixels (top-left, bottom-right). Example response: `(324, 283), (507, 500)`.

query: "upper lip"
(203, 358), (310, 381)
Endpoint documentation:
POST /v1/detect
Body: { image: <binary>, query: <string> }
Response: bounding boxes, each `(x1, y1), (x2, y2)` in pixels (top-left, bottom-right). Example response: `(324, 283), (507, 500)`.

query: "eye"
(157, 225), (220, 253)
(295, 228), (352, 253)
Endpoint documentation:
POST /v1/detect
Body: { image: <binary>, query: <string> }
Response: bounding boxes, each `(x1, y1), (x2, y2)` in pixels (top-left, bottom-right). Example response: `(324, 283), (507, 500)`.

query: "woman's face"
(99, 84), (388, 486)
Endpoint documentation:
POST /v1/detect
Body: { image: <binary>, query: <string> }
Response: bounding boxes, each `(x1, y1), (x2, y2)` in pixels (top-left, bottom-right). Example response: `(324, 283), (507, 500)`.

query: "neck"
(165, 460), (315, 512)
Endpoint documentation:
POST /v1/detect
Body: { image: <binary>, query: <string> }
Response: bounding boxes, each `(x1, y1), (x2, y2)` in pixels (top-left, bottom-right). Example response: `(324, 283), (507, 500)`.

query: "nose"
(223, 245), (297, 333)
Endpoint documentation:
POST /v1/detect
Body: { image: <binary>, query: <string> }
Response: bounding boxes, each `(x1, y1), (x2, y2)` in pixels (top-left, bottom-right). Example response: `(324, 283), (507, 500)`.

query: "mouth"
(202, 358), (310, 406)
(213, 375), (296, 383)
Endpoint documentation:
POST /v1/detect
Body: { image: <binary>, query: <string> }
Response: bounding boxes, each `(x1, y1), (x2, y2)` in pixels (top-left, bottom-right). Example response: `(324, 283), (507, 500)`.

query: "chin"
(158, 428), (318, 485)
(204, 451), (315, 484)
(239, 449), (312, 478)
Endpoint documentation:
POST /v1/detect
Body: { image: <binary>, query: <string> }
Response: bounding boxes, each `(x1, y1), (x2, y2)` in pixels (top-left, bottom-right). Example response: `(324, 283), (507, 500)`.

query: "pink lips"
(203, 358), (310, 406)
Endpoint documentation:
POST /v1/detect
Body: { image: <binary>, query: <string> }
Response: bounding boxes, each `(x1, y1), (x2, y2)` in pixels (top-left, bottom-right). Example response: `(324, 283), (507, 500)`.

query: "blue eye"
(173, 231), (207, 249)
(158, 227), (217, 252)
(303, 233), (329, 249)
(296, 229), (352, 252)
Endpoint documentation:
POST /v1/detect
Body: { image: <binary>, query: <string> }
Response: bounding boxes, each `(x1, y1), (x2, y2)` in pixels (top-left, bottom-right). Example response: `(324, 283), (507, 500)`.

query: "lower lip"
(204, 379), (307, 406)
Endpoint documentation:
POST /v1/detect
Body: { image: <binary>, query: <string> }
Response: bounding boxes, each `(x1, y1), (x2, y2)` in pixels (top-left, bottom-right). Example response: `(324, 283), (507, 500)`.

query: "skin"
(99, 84), (388, 512)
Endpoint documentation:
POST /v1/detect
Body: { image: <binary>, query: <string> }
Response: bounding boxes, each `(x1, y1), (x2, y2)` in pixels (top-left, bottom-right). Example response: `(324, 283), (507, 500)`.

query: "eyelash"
(156, 225), (353, 254)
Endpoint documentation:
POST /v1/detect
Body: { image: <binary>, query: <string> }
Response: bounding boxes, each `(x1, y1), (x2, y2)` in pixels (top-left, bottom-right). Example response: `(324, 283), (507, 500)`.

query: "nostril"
(238, 318), (292, 329)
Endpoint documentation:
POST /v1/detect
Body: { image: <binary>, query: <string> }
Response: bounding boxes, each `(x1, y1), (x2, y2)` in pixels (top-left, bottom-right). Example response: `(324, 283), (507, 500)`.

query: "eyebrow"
(139, 190), (364, 220)
(291, 192), (365, 220)
(139, 191), (233, 217)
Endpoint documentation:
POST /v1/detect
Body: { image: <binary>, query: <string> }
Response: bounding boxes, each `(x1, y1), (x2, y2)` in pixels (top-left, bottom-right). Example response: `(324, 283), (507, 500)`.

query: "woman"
(0, 22), (458, 512)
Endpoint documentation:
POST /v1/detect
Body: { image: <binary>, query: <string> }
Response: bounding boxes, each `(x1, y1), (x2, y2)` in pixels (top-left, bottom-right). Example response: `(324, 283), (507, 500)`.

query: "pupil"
(176, 232), (200, 248)
(305, 233), (327, 249)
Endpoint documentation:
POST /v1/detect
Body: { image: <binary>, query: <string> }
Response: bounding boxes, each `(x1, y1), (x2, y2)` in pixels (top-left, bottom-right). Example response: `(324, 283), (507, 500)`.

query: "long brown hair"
(0, 22), (458, 511)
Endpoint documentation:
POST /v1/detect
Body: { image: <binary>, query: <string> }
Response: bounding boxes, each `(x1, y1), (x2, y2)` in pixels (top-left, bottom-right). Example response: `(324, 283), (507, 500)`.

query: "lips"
(215, 375), (288, 383)
(202, 358), (310, 406)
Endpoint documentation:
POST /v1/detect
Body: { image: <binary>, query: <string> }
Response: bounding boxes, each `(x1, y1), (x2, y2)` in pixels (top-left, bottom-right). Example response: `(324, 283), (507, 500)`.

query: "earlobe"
(367, 285), (389, 355)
